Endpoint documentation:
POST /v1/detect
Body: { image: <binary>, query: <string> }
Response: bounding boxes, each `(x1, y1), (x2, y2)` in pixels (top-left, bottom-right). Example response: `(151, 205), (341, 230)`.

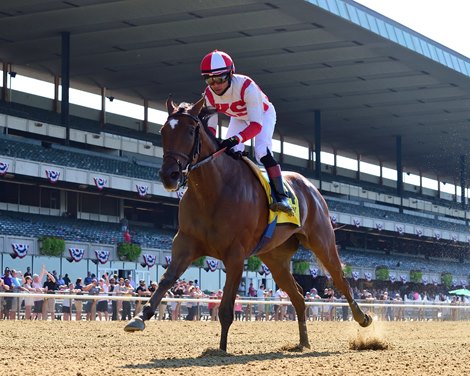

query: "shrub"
(117, 242), (142, 261)
(39, 236), (65, 257)
(293, 260), (310, 275)
(375, 266), (389, 281)
(246, 256), (262, 272)
(192, 256), (206, 268)
(410, 270), (423, 283)
(441, 272), (452, 289)
(343, 264), (352, 278)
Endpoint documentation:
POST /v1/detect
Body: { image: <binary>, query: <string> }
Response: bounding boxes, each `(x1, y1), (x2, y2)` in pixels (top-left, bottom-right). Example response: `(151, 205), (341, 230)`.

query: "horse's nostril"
(170, 171), (180, 180)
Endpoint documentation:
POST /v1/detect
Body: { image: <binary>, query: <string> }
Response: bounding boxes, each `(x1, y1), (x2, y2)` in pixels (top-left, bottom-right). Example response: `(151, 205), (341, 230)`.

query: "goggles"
(204, 74), (229, 85)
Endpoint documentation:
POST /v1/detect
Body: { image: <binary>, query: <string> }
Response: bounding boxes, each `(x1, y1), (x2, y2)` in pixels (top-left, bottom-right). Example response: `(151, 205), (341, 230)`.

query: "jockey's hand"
(220, 136), (240, 150)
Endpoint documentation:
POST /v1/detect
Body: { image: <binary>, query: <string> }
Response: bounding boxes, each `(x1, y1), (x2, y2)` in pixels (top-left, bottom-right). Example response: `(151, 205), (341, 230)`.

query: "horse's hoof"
(360, 313), (373, 328)
(124, 317), (145, 332)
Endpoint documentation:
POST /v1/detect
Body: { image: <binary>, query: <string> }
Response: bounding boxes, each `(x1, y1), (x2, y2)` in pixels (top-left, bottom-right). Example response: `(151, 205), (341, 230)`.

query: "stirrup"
(270, 197), (294, 215)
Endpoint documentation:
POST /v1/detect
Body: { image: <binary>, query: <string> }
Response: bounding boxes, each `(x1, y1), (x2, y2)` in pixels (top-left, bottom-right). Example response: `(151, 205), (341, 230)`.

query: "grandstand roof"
(1, 0), (470, 183)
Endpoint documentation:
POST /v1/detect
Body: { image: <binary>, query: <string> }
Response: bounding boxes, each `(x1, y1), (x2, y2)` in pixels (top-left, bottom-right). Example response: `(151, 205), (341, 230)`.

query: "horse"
(124, 96), (372, 351)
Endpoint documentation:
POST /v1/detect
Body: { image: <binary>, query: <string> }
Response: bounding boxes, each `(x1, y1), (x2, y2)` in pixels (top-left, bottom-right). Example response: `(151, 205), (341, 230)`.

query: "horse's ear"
(166, 95), (177, 115)
(189, 96), (205, 117)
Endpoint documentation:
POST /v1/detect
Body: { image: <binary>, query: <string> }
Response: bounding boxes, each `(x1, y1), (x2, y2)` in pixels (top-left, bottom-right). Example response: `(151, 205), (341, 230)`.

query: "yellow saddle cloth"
(242, 157), (300, 226)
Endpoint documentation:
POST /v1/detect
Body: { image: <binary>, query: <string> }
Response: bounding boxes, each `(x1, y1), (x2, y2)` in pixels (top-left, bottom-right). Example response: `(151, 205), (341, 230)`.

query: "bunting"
(0, 162), (9, 176)
(389, 273), (396, 283)
(364, 271), (372, 281)
(165, 255), (172, 266)
(94, 249), (110, 264)
(396, 224), (404, 235)
(11, 243), (29, 259)
(205, 259), (219, 272)
(93, 177), (107, 190)
(352, 271), (359, 281)
(415, 228), (423, 237)
(451, 234), (458, 243)
(261, 264), (271, 276)
(422, 276), (428, 285)
(352, 218), (361, 228)
(434, 231), (441, 240)
(400, 274), (407, 283)
(136, 184), (150, 197)
(432, 277), (439, 286)
(176, 187), (187, 200)
(309, 267), (318, 278)
(330, 214), (337, 225)
(68, 247), (85, 262)
(142, 254), (157, 268)
(45, 169), (60, 184)
(375, 221), (384, 231)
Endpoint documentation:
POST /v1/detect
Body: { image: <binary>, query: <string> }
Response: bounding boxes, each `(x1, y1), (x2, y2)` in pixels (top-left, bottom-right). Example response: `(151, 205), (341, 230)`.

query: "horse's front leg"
(218, 256), (244, 352)
(124, 234), (200, 332)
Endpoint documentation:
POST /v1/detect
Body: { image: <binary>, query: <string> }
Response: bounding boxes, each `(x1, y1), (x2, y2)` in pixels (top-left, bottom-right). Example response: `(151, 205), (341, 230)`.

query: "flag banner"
(95, 249), (110, 264)
(93, 177), (107, 190)
(45, 169), (60, 183)
(143, 254), (157, 268)
(400, 274), (407, 283)
(206, 259), (219, 272)
(309, 267), (318, 278)
(434, 231), (441, 240)
(432, 277), (439, 286)
(176, 187), (187, 200)
(330, 214), (337, 225)
(415, 228), (423, 237)
(261, 264), (270, 276)
(352, 271), (359, 281)
(364, 271), (372, 281)
(68, 247), (85, 262)
(0, 161), (9, 176)
(375, 221), (384, 231)
(11, 243), (29, 258)
(165, 255), (172, 266)
(396, 224), (404, 235)
(451, 234), (458, 242)
(136, 184), (149, 197)
(389, 273), (396, 283)
(352, 218), (361, 228)
(422, 276), (428, 285)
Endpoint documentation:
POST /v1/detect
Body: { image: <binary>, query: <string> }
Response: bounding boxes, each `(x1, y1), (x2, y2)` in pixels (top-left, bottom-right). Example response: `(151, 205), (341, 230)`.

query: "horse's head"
(159, 96), (205, 191)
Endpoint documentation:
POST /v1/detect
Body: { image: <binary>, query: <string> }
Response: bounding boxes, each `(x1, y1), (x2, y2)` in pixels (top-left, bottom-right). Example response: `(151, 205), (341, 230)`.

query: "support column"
(314, 110), (322, 188)
(396, 135), (403, 197)
(143, 99), (149, 133)
(100, 87), (106, 126)
(2, 63), (7, 102)
(460, 155), (466, 209)
(53, 75), (60, 113)
(61, 31), (71, 145)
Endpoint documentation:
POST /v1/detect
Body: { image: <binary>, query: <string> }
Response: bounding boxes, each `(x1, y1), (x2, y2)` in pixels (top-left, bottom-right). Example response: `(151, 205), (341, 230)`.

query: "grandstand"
(0, 0), (469, 294)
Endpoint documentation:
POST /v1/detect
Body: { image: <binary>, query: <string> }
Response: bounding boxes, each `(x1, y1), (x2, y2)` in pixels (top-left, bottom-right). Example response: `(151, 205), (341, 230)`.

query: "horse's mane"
(198, 105), (220, 147)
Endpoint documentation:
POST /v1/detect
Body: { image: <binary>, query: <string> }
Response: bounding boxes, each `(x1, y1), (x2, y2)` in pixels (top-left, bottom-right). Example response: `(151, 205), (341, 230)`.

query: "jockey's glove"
(220, 136), (240, 150)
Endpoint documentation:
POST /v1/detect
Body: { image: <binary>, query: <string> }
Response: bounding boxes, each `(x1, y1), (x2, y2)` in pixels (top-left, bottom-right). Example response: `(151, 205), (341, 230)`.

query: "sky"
(354, 0), (470, 58)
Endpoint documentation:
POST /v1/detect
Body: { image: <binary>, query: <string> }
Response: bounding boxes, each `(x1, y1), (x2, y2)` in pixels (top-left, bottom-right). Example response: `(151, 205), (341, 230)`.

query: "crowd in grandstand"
(1, 265), (468, 322)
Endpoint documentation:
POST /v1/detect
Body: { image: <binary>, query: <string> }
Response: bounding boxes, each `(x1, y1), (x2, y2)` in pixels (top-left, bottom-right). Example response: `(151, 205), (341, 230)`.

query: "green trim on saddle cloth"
(241, 157), (300, 226)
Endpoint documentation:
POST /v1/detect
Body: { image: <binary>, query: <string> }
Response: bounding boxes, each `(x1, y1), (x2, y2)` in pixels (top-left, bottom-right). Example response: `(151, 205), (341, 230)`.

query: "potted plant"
(117, 242), (142, 261)
(410, 270), (423, 284)
(343, 264), (352, 278)
(246, 256), (262, 272)
(441, 272), (452, 289)
(192, 256), (206, 268)
(293, 260), (310, 275)
(39, 236), (65, 257)
(375, 266), (390, 281)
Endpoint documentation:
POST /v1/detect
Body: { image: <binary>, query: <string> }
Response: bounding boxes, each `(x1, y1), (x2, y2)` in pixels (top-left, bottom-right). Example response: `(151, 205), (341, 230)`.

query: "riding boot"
(265, 165), (294, 215)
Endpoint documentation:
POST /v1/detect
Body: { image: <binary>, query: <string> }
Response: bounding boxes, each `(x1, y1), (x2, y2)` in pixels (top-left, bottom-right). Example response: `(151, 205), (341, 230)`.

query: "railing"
(1, 292), (469, 321)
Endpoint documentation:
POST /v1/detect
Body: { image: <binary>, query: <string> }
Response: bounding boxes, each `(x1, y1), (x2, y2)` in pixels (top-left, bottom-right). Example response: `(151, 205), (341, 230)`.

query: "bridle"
(162, 111), (226, 189)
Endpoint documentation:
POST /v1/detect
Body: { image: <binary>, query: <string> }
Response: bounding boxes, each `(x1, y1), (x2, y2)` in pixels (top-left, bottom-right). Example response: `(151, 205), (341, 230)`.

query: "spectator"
(42, 271), (58, 320)
(31, 266), (48, 320)
(24, 267), (32, 278)
(135, 279), (151, 316)
(0, 277), (10, 319)
(120, 279), (134, 320)
(83, 278), (100, 321)
(73, 278), (84, 320)
(63, 274), (71, 286)
(234, 294), (243, 321)
(2, 268), (13, 319)
(84, 272), (93, 285)
(23, 275), (35, 320)
(9, 269), (26, 320)
(96, 275), (110, 321)
(60, 283), (74, 321)
(108, 276), (119, 321)
(256, 284), (265, 320)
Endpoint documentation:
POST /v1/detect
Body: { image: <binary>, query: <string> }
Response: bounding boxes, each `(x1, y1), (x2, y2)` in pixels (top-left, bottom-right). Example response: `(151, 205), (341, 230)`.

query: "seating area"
(0, 210), (173, 249)
(0, 135), (159, 181)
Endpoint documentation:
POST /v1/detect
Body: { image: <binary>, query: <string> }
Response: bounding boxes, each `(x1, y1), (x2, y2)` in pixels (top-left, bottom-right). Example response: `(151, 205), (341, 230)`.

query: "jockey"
(200, 49), (293, 215)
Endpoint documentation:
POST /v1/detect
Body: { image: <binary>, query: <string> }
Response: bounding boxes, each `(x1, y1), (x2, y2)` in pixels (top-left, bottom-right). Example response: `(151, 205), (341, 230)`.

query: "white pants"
(226, 104), (276, 164)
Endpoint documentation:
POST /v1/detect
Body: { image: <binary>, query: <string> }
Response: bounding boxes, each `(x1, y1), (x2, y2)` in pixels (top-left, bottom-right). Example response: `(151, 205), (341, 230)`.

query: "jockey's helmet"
(200, 50), (235, 77)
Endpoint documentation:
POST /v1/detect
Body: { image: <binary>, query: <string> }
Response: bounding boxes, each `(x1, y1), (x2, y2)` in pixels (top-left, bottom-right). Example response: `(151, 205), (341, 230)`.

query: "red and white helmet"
(200, 50), (235, 76)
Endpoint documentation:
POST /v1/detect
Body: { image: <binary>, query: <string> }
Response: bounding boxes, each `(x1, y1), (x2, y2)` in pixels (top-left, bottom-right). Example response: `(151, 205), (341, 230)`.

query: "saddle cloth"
(242, 156), (300, 226)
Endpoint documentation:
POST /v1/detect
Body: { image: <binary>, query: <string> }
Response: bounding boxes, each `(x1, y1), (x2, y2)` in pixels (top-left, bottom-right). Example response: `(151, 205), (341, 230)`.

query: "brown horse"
(124, 96), (372, 351)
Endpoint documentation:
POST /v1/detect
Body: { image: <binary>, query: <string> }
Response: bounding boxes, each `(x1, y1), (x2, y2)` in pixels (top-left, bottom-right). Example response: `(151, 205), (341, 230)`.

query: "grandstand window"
(382, 166), (397, 180)
(107, 98), (144, 120)
(337, 155), (358, 171)
(422, 176), (438, 191)
(19, 185), (40, 206)
(148, 107), (169, 126)
(0, 181), (18, 204)
(67, 87), (101, 110)
(11, 74), (54, 99)
(40, 187), (61, 209)
(320, 151), (334, 166)
(79, 193), (100, 214)
(440, 181), (455, 195)
(360, 161), (380, 176)
(403, 172), (420, 186)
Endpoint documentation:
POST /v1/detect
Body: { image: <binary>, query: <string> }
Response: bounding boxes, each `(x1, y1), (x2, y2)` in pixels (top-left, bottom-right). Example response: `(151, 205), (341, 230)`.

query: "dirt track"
(2, 320), (469, 376)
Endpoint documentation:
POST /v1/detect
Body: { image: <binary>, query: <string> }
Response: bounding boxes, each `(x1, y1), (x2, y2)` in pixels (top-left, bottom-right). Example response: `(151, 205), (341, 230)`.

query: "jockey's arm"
(238, 85), (264, 143)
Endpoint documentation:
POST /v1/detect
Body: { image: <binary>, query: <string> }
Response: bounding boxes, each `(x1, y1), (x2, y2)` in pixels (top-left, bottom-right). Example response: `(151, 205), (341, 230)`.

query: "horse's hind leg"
(302, 232), (372, 328)
(260, 240), (310, 349)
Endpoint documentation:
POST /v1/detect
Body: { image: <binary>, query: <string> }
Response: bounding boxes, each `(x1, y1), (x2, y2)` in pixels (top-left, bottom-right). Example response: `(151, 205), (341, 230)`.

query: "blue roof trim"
(307, 0), (470, 77)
